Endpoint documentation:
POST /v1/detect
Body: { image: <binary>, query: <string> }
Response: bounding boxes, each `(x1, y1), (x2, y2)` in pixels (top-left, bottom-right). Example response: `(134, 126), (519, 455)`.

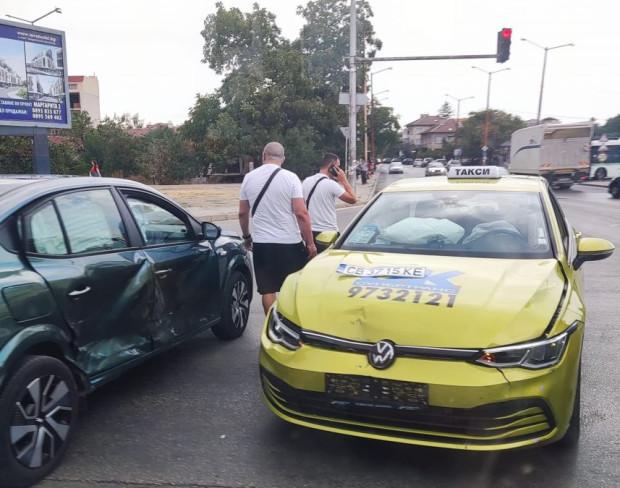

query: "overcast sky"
(3, 0), (619, 127)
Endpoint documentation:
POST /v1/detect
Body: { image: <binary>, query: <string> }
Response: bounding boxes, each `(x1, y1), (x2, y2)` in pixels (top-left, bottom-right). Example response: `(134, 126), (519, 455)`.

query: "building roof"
(404, 114), (445, 128)
(423, 118), (457, 135)
(68, 75), (84, 82)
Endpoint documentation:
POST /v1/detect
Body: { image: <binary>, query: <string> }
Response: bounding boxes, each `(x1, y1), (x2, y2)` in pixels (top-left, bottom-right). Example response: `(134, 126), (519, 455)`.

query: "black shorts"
(253, 242), (308, 294)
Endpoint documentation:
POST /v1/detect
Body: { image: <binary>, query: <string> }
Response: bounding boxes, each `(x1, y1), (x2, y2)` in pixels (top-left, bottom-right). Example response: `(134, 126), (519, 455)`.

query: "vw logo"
(368, 340), (396, 369)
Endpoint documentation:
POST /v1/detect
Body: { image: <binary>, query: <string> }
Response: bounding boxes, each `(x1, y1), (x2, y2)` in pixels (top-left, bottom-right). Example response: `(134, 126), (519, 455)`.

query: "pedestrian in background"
(360, 159), (368, 184)
(89, 161), (101, 177)
(302, 153), (356, 253)
(238, 142), (317, 315)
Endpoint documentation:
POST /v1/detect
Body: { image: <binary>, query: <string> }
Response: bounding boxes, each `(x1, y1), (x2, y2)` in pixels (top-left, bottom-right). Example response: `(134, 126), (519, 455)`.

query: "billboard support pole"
(33, 129), (51, 173)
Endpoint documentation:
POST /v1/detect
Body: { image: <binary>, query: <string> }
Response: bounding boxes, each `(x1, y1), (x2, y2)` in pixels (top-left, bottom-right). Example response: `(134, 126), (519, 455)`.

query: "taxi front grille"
(261, 369), (555, 446)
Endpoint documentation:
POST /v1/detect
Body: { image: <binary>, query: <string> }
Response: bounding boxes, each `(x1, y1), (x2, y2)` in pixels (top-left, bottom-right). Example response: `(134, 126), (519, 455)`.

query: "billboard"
(0, 19), (70, 129)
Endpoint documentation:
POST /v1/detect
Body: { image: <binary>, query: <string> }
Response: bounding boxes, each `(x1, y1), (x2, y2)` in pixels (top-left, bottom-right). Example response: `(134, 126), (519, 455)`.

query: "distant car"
(414, 158), (424, 167)
(434, 158), (447, 166)
(447, 159), (461, 169)
(388, 161), (404, 174)
(402, 158), (414, 165)
(0, 176), (253, 487)
(259, 166), (615, 451)
(425, 161), (447, 176)
(423, 157), (433, 167)
(610, 177), (620, 198)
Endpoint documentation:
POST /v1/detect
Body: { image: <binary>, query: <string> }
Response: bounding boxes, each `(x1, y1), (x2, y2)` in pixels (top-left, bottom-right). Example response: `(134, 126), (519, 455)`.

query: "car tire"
(595, 168), (606, 180)
(212, 271), (250, 340)
(610, 181), (620, 199)
(0, 356), (78, 488)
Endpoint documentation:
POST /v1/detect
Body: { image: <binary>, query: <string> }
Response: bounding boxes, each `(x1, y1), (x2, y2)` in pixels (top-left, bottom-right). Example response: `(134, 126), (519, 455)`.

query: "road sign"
(481, 145), (488, 152)
(338, 92), (370, 105)
(340, 127), (349, 139)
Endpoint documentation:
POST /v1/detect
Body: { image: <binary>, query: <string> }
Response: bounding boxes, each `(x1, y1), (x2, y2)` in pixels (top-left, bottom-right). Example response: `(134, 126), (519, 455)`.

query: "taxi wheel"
(611, 182), (620, 199)
(212, 271), (250, 340)
(0, 356), (78, 488)
(595, 168), (606, 180)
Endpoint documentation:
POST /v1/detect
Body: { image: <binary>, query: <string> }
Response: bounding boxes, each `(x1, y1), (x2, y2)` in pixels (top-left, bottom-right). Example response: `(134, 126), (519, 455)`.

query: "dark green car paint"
(0, 176), (253, 486)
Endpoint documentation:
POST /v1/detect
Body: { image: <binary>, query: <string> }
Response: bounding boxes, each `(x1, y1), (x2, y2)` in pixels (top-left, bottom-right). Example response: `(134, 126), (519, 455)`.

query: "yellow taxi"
(259, 166), (615, 450)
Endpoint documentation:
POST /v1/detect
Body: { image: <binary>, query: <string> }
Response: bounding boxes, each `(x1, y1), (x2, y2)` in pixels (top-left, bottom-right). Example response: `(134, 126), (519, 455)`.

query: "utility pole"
(348, 0), (357, 175)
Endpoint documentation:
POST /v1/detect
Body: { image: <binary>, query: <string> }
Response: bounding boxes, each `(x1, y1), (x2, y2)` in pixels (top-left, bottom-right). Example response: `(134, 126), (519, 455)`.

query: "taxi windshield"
(340, 190), (553, 258)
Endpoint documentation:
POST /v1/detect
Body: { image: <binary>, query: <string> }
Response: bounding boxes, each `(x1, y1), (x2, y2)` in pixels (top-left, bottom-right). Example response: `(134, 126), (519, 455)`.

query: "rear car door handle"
(68, 286), (91, 298)
(155, 269), (172, 278)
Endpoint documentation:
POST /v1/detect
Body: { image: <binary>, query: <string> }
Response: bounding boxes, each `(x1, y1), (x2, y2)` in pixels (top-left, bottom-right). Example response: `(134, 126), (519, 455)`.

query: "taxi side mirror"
(316, 231), (339, 249)
(573, 237), (615, 270)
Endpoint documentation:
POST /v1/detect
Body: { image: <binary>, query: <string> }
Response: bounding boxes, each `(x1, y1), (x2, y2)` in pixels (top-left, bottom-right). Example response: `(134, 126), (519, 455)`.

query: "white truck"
(509, 122), (592, 189)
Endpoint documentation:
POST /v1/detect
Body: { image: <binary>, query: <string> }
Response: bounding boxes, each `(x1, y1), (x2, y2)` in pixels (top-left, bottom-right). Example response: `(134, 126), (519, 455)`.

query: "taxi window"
(340, 190), (553, 259)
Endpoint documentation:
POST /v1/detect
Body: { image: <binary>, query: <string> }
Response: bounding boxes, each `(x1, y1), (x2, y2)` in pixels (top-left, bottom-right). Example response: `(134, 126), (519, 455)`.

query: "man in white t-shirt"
(302, 153), (357, 253)
(239, 142), (317, 314)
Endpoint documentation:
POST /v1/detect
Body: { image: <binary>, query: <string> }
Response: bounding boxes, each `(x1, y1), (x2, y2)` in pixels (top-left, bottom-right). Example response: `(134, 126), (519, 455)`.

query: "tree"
(0, 136), (32, 173)
(459, 110), (525, 162)
(594, 115), (620, 139)
(438, 101), (453, 118)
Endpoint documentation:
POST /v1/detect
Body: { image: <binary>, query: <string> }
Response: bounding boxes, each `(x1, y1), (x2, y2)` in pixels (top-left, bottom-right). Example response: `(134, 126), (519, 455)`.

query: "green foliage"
(459, 110), (525, 162)
(594, 115), (620, 139)
(0, 136), (32, 173)
(438, 101), (453, 118)
(49, 140), (85, 175)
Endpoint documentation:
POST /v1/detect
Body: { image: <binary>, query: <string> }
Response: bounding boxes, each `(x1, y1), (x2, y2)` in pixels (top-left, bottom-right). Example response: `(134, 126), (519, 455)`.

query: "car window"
(55, 190), (128, 253)
(26, 202), (68, 255)
(340, 190), (553, 258)
(126, 197), (191, 245)
(25, 189), (127, 255)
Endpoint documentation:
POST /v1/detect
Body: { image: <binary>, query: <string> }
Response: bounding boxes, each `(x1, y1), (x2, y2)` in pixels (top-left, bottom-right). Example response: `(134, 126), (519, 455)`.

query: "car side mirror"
(573, 237), (615, 270)
(201, 222), (221, 241)
(316, 231), (339, 249)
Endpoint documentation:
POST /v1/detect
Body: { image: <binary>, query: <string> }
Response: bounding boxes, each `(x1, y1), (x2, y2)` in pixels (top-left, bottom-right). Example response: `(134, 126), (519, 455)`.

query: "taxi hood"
(278, 251), (565, 349)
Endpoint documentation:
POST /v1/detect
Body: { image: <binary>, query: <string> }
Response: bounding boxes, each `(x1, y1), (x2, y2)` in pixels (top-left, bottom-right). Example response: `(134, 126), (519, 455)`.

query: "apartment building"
(68, 75), (101, 125)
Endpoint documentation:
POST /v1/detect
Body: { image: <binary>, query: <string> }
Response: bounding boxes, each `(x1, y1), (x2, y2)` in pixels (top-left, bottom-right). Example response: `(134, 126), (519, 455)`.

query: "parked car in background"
(0, 176), (253, 487)
(389, 161), (404, 174)
(402, 158), (414, 165)
(610, 176), (620, 198)
(414, 158), (424, 167)
(423, 157), (433, 167)
(434, 158), (447, 166)
(425, 161), (447, 176)
(446, 159), (461, 169)
(259, 166), (615, 451)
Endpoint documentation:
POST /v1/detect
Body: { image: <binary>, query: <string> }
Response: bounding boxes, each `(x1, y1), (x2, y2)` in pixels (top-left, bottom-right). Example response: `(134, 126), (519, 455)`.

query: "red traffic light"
(496, 28), (512, 63)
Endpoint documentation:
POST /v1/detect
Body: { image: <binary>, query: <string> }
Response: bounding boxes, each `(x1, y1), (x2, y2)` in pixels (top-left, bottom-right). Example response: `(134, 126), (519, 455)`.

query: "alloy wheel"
(10, 374), (73, 469)
(230, 279), (250, 330)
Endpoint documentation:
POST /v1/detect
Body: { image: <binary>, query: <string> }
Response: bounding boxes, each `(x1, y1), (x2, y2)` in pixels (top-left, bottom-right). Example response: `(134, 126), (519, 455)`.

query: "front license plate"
(326, 374), (428, 410)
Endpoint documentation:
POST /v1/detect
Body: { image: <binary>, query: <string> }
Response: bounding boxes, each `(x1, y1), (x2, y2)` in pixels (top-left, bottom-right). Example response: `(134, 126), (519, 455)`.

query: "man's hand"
(306, 242), (318, 260)
(243, 237), (253, 251)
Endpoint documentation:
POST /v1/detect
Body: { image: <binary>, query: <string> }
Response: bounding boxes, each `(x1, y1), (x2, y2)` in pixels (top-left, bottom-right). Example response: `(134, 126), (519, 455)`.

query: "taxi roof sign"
(448, 166), (506, 179)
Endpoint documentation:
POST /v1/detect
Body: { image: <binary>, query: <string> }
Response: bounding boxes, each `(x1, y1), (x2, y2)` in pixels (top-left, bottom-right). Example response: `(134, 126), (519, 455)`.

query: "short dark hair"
(320, 153), (340, 168)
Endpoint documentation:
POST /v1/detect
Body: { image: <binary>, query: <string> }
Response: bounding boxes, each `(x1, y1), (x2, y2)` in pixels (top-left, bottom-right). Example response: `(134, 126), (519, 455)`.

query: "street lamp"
(370, 67), (392, 163)
(6, 7), (61, 24)
(472, 66), (510, 164)
(445, 94), (474, 162)
(521, 38), (574, 124)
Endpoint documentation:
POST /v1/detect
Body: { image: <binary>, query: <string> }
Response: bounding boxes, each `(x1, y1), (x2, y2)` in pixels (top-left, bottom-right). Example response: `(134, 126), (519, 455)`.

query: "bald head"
(262, 142), (285, 164)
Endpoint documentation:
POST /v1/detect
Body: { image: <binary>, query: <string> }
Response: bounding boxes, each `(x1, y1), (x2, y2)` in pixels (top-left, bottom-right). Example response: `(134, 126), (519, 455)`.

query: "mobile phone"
(328, 165), (339, 178)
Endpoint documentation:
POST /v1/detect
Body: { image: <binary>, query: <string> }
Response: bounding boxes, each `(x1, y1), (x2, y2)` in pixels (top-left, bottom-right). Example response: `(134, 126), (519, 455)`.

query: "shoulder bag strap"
(305, 176), (328, 208)
(251, 167), (282, 217)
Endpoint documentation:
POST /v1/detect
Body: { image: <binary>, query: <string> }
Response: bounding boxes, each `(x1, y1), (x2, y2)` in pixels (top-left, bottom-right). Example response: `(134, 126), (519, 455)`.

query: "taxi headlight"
(475, 323), (578, 369)
(267, 304), (302, 351)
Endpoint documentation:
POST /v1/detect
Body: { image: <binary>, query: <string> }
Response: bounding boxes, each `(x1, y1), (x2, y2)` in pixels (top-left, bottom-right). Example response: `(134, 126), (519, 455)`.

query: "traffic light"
(497, 28), (512, 63)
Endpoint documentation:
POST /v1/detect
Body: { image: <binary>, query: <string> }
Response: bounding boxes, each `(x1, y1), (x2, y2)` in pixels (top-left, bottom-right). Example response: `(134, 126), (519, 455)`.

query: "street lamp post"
(472, 66), (510, 164)
(521, 38), (574, 124)
(445, 94), (474, 162)
(370, 67), (392, 163)
(6, 7), (61, 24)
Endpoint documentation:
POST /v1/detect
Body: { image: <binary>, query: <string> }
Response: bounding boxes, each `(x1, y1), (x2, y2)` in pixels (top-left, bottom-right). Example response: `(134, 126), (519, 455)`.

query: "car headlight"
(474, 322), (579, 369)
(267, 304), (302, 351)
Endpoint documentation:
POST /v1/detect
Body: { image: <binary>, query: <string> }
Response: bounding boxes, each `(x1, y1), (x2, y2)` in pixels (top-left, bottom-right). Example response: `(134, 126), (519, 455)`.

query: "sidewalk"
(155, 171), (380, 222)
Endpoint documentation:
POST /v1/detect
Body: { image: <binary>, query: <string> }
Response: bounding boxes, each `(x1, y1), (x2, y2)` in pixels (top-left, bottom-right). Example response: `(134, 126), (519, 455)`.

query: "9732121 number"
(347, 286), (457, 308)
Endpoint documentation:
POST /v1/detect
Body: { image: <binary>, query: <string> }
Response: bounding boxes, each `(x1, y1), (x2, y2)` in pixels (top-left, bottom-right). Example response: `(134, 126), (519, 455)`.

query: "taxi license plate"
(326, 374), (428, 409)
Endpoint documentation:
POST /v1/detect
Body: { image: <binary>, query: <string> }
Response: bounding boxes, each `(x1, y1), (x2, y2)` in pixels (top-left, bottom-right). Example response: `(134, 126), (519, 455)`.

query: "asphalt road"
(36, 165), (620, 488)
